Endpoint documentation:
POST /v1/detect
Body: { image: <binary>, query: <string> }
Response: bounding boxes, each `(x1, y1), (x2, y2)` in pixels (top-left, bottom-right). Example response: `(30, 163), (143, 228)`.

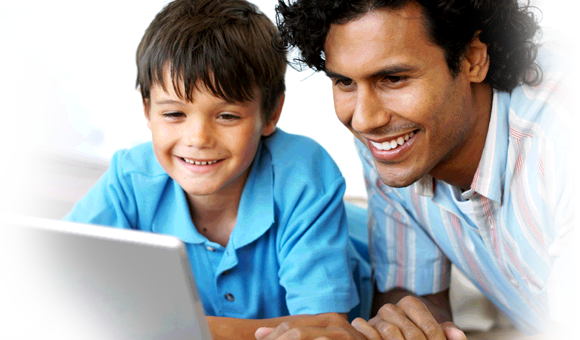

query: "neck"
(430, 82), (493, 191)
(186, 174), (248, 247)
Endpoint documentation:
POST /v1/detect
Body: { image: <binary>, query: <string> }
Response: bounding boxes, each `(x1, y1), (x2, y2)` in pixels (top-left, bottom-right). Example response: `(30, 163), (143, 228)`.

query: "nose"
(184, 116), (215, 149)
(350, 85), (392, 135)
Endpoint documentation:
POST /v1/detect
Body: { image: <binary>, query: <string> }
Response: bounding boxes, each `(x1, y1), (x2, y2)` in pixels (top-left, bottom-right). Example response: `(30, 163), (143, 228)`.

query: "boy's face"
(144, 74), (279, 201)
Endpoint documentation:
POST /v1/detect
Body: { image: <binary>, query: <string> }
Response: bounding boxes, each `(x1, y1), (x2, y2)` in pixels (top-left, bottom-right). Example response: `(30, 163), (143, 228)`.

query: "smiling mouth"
(369, 130), (418, 151)
(181, 157), (222, 165)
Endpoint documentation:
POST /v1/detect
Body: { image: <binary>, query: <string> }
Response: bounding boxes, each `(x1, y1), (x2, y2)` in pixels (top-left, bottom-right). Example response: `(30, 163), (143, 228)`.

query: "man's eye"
(384, 75), (406, 83)
(334, 78), (353, 87)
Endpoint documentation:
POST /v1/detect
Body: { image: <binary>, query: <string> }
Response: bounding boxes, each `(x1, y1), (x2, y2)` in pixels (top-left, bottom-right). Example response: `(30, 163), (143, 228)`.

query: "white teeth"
(183, 158), (218, 165)
(370, 131), (417, 151)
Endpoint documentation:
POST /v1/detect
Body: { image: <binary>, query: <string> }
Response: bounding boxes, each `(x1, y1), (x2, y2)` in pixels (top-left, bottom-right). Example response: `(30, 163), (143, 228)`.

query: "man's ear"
(464, 32), (490, 84)
(262, 94), (285, 137)
(143, 98), (152, 130)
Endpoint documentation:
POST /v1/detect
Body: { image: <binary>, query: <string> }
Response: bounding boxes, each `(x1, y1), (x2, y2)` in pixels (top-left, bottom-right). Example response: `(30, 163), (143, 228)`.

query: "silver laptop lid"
(1, 214), (213, 340)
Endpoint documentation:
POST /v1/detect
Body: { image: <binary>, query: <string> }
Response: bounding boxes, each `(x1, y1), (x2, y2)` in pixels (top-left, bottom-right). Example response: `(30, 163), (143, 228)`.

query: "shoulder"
(504, 40), (573, 148)
(263, 128), (344, 193)
(109, 142), (167, 179)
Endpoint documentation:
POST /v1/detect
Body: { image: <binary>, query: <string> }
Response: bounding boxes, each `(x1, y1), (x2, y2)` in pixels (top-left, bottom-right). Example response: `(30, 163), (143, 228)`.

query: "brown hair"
(137, 0), (287, 121)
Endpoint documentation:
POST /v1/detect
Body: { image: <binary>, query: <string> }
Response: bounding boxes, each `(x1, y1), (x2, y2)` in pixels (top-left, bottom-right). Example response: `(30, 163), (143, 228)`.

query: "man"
(256, 0), (575, 339)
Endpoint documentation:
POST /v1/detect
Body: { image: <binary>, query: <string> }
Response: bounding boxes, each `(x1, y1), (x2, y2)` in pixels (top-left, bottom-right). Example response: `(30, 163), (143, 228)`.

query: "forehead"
(323, 3), (442, 77)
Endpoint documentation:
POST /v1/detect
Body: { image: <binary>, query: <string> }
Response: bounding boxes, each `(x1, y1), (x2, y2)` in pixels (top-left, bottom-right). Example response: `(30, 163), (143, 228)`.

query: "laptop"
(0, 214), (213, 340)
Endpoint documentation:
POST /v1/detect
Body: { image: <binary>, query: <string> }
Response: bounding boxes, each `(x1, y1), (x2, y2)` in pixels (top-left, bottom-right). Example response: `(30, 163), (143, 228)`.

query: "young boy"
(64, 0), (360, 338)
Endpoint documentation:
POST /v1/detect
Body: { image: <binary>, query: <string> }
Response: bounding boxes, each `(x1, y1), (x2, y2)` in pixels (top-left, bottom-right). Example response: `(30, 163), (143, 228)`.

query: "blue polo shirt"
(64, 128), (359, 318)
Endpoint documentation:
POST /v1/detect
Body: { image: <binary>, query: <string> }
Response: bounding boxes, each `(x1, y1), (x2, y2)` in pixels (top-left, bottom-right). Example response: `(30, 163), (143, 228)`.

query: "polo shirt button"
(487, 217), (494, 226)
(510, 278), (519, 287)
(225, 293), (234, 302)
(223, 270), (230, 275)
(206, 246), (215, 252)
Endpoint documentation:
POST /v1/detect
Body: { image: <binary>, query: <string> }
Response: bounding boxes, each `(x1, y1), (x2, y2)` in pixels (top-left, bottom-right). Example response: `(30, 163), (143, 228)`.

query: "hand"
(352, 296), (466, 340)
(255, 312), (375, 340)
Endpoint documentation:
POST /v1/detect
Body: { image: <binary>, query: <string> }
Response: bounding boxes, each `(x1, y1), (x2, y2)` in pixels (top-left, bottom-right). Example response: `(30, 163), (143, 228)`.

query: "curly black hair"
(276, 0), (542, 92)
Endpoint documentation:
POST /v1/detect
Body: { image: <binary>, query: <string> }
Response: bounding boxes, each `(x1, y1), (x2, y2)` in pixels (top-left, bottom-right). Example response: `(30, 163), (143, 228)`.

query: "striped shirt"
(356, 39), (575, 334)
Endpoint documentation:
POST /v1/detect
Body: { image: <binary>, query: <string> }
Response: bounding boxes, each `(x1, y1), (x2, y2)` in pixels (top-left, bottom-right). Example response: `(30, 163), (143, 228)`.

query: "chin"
(377, 171), (424, 189)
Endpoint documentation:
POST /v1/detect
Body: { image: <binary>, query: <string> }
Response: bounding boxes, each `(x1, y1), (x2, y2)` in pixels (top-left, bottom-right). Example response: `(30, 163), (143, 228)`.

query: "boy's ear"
(262, 94), (285, 137)
(143, 98), (152, 130)
(463, 31), (490, 84)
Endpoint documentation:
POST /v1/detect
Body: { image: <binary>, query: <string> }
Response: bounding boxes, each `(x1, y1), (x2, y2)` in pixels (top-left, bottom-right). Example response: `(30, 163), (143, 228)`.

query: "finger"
(256, 327), (275, 340)
(368, 319), (404, 340)
(351, 318), (382, 340)
(261, 316), (322, 340)
(262, 313), (354, 340)
(373, 303), (428, 340)
(396, 297), (446, 340)
(440, 322), (467, 340)
(263, 326), (362, 340)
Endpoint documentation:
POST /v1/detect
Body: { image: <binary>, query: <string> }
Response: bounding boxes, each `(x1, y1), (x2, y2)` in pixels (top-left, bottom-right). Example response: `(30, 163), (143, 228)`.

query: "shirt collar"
(152, 180), (206, 244)
(414, 91), (508, 204)
(229, 141), (275, 249)
(468, 90), (509, 203)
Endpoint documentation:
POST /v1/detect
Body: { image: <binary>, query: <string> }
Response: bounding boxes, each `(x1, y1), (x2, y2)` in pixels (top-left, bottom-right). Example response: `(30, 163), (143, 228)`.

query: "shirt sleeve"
(548, 158), (576, 323)
(62, 150), (137, 229)
(356, 139), (451, 296)
(276, 175), (359, 315)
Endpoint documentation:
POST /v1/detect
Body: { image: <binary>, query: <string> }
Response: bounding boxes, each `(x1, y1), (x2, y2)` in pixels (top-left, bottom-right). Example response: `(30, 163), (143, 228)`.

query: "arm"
(254, 295), (462, 340)
(209, 314), (347, 340)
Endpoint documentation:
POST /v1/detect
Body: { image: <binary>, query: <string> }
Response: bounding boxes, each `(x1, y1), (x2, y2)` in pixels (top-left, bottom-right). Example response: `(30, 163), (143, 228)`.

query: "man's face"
(324, 3), (480, 188)
(144, 71), (277, 201)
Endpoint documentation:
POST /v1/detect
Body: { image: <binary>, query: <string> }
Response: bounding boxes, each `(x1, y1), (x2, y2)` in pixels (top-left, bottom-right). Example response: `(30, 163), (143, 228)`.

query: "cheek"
(333, 91), (354, 126)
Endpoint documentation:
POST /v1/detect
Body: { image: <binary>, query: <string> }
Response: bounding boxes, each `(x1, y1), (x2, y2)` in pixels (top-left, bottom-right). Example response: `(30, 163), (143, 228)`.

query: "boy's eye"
(218, 113), (240, 121)
(162, 112), (185, 118)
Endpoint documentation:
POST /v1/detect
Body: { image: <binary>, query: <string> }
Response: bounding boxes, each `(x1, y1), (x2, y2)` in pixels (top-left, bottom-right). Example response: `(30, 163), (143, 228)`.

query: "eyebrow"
(154, 99), (187, 106)
(324, 64), (418, 80)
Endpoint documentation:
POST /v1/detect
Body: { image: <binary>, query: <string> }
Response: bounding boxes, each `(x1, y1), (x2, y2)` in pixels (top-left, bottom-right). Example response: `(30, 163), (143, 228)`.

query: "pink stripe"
(375, 179), (389, 202)
(509, 127), (534, 139)
(543, 82), (574, 109)
(539, 157), (544, 179)
(450, 215), (491, 294)
(412, 193), (424, 225)
(481, 197), (501, 260)
(472, 162), (481, 190)
(503, 244), (545, 317)
(504, 244), (542, 291)
(513, 138), (545, 246)
(395, 211), (406, 287)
